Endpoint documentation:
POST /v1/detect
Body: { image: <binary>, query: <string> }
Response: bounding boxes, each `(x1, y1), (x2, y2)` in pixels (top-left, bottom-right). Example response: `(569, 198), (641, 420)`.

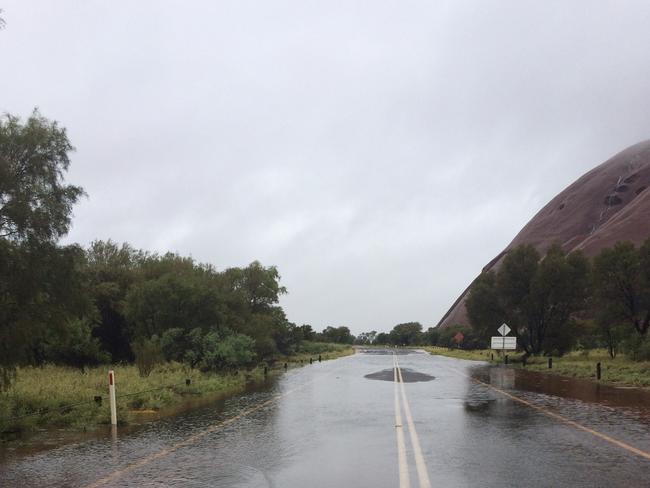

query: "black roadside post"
(491, 353), (494, 361)
(522, 356), (527, 367)
(264, 366), (268, 376)
(310, 358), (313, 364)
(548, 357), (553, 369)
(185, 378), (191, 386)
(596, 362), (601, 380)
(284, 362), (288, 370)
(94, 396), (102, 406)
(318, 355), (322, 362)
(505, 355), (509, 365)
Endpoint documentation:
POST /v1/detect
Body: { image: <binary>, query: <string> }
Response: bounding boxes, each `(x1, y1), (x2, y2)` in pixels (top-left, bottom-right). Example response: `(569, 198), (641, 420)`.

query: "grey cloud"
(2, 1), (650, 333)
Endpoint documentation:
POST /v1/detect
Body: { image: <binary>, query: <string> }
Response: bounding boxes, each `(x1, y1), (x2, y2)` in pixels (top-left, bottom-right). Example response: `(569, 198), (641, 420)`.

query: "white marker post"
(108, 370), (117, 426)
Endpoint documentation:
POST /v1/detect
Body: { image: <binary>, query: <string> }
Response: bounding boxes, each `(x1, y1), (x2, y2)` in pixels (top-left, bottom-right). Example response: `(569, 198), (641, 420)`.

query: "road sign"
(497, 323), (511, 336)
(491, 336), (517, 350)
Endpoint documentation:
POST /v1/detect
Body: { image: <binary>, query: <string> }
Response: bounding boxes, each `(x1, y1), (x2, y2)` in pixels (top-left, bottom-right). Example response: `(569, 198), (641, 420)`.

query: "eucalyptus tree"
(467, 244), (590, 355)
(592, 239), (650, 336)
(0, 111), (85, 388)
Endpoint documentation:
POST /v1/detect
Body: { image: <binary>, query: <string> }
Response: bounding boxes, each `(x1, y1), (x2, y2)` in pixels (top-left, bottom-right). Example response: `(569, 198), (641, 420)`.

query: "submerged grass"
(425, 346), (650, 388)
(423, 346), (494, 362)
(0, 362), (250, 435)
(286, 342), (354, 363)
(0, 342), (351, 437)
(522, 349), (650, 387)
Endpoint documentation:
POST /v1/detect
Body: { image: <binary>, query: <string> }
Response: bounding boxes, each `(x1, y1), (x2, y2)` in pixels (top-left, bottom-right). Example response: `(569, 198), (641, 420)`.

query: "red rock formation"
(438, 140), (650, 329)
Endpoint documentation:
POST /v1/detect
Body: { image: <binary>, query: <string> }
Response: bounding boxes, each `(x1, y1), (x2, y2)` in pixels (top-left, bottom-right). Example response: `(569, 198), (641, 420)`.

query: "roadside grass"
(0, 362), (249, 435)
(425, 346), (650, 388)
(285, 342), (354, 363)
(0, 342), (350, 437)
(423, 346), (493, 362)
(523, 349), (650, 387)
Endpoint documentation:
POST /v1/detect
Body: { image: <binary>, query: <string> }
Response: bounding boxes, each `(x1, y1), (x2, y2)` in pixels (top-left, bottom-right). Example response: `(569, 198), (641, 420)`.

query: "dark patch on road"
(364, 368), (435, 383)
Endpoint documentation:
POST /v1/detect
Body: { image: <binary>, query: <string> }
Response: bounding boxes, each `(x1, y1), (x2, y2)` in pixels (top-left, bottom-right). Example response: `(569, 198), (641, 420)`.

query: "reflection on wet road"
(2, 349), (650, 487)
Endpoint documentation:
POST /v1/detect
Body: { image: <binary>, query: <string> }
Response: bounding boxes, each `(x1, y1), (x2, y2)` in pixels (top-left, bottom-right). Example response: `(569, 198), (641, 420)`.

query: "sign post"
(490, 323), (516, 354)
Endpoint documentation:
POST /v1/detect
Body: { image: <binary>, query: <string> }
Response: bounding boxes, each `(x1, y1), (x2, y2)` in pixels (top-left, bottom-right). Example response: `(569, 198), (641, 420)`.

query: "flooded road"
(2, 350), (650, 487)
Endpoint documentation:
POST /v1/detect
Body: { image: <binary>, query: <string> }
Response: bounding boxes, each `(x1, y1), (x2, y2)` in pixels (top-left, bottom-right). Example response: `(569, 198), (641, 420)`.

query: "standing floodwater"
(2, 351), (650, 487)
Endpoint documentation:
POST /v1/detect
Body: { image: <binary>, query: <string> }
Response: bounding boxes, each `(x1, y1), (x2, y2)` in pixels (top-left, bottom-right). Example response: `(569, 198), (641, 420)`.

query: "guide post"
(108, 370), (117, 426)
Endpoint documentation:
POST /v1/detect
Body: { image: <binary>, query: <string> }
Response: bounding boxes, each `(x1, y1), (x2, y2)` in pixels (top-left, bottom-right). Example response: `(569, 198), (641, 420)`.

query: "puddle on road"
(364, 368), (435, 383)
(470, 365), (650, 414)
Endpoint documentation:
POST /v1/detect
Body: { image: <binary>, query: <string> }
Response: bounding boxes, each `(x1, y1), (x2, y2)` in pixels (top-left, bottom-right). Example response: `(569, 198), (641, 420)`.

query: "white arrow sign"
(497, 323), (511, 336)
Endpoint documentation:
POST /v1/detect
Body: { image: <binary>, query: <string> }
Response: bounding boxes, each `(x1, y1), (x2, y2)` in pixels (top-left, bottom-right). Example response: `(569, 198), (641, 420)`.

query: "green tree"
(132, 335), (164, 377)
(0, 111), (84, 242)
(41, 318), (110, 368)
(437, 324), (482, 349)
(422, 327), (440, 346)
(375, 332), (389, 345)
(593, 240), (650, 337)
(354, 330), (378, 345)
(524, 245), (589, 355)
(0, 240), (91, 388)
(388, 322), (423, 346)
(85, 240), (145, 361)
(224, 261), (287, 313)
(467, 244), (589, 355)
(298, 324), (315, 341)
(201, 332), (255, 371)
(0, 111), (85, 387)
(124, 265), (223, 339)
(466, 272), (503, 345)
(321, 326), (354, 344)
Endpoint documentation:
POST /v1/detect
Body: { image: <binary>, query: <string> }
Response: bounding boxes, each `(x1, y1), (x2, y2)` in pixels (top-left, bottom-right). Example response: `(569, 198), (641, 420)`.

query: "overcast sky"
(2, 1), (650, 334)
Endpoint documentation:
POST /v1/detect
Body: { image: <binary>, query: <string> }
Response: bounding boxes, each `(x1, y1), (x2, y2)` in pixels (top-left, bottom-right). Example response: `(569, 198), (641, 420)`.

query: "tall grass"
(423, 346), (494, 361)
(523, 349), (650, 386)
(287, 342), (353, 362)
(0, 362), (253, 434)
(425, 346), (650, 388)
(0, 342), (351, 436)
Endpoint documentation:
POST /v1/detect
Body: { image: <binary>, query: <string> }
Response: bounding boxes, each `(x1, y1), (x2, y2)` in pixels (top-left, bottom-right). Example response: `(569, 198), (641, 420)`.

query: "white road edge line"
(393, 354), (411, 488)
(396, 355), (432, 488)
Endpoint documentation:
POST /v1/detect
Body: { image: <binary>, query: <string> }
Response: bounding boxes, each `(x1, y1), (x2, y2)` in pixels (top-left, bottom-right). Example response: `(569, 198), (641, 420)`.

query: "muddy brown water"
(2, 350), (650, 487)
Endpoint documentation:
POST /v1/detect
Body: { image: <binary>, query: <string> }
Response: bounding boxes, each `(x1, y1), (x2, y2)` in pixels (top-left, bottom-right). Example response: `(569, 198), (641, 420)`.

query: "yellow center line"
(393, 354), (411, 488)
(439, 362), (650, 462)
(396, 356), (432, 488)
(85, 358), (356, 488)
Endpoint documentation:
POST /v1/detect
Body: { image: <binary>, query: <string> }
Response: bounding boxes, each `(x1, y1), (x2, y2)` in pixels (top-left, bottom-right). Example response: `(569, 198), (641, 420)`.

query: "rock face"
(437, 139), (650, 329)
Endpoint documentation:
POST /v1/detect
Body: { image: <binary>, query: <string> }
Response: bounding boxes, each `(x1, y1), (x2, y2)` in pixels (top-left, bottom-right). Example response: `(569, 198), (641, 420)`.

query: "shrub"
(201, 333), (255, 371)
(41, 319), (110, 368)
(623, 336), (650, 361)
(132, 336), (164, 377)
(160, 328), (185, 362)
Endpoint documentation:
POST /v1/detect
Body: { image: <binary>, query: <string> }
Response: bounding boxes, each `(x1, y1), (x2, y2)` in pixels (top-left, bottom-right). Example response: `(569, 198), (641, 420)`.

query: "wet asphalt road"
(2, 349), (650, 487)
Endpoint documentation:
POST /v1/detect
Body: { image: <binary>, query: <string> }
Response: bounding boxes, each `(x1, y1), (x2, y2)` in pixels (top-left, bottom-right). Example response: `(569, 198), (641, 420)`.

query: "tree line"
(354, 240), (650, 360)
(464, 241), (650, 359)
(0, 111), (353, 389)
(354, 322), (473, 349)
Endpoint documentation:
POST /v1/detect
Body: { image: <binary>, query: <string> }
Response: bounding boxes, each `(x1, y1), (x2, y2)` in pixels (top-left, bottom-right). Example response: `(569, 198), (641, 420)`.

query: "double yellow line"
(393, 353), (432, 488)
